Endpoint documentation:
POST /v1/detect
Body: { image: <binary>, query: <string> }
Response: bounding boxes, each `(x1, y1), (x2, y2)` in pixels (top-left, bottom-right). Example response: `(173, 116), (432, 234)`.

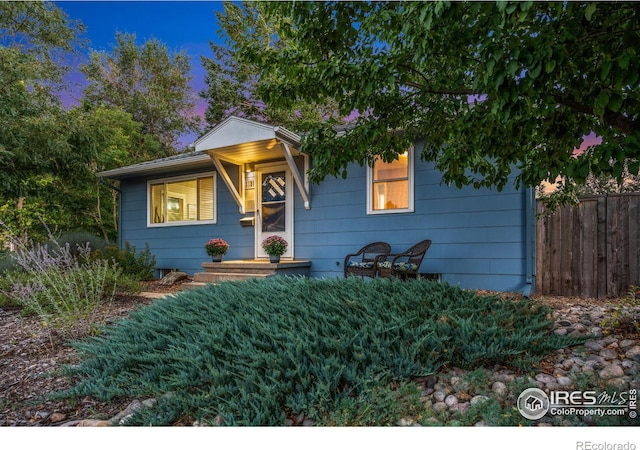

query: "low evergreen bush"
(57, 277), (583, 426)
(0, 250), (16, 273)
(53, 231), (108, 256)
(92, 241), (156, 281)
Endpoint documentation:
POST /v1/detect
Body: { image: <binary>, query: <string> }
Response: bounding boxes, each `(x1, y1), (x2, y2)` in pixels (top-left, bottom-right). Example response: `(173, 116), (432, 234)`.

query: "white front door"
(256, 162), (294, 259)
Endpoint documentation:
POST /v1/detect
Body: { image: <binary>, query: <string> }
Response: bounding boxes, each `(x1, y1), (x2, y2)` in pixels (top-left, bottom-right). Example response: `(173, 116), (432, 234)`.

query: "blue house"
(97, 116), (536, 294)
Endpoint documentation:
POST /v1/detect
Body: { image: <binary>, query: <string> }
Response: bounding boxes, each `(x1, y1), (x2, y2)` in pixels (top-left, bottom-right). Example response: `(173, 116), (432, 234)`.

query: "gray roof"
(96, 152), (213, 180)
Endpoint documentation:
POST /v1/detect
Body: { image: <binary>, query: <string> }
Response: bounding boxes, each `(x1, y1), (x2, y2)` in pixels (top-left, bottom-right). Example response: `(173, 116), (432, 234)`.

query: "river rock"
(535, 373), (556, 384)
(444, 395), (459, 407)
(599, 348), (619, 360)
(584, 341), (603, 352)
(625, 346), (640, 360)
(433, 390), (446, 402)
(492, 381), (507, 397)
(598, 364), (624, 380)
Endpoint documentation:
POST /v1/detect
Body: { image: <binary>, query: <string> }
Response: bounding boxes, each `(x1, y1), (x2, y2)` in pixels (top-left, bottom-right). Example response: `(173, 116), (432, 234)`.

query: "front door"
(256, 162), (294, 259)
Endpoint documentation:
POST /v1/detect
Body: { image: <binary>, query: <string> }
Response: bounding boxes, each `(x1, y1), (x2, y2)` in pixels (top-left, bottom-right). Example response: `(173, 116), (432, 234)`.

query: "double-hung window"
(148, 172), (216, 226)
(367, 148), (414, 214)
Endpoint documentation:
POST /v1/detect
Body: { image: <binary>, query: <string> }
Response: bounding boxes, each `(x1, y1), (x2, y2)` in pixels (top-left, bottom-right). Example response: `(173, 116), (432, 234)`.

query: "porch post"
(281, 142), (311, 210)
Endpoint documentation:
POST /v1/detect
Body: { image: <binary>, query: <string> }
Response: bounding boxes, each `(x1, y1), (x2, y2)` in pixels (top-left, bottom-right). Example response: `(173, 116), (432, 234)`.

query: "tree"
(201, 1), (345, 131)
(0, 1), (85, 196)
(64, 105), (163, 241)
(81, 32), (201, 155)
(0, 2), (89, 240)
(228, 1), (640, 190)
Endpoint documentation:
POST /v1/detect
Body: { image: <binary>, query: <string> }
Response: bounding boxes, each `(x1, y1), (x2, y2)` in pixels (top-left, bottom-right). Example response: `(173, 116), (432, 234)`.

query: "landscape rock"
(625, 346), (640, 360)
(619, 339), (635, 349)
(535, 373), (556, 384)
(599, 348), (619, 360)
(584, 341), (603, 352)
(432, 402), (448, 413)
(470, 395), (490, 406)
(598, 364), (625, 380)
(433, 390), (446, 402)
(557, 376), (573, 387)
(75, 419), (112, 427)
(444, 395), (459, 407)
(159, 271), (188, 286)
(491, 381), (507, 397)
(48, 412), (67, 423)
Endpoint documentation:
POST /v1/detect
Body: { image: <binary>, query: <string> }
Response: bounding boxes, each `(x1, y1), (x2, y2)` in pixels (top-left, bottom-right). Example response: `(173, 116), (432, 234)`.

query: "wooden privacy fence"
(536, 193), (640, 298)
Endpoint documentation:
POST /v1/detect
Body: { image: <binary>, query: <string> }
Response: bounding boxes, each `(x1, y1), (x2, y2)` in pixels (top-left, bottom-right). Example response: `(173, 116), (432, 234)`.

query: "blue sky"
(55, 1), (227, 143)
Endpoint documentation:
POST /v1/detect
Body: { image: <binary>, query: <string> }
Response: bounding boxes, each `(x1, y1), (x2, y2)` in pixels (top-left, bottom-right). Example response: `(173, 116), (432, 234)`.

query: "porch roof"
(194, 116), (310, 212)
(193, 115), (301, 158)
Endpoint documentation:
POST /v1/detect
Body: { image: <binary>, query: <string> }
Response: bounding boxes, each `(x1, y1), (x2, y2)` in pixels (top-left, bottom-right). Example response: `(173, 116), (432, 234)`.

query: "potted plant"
(261, 235), (288, 263)
(205, 238), (229, 262)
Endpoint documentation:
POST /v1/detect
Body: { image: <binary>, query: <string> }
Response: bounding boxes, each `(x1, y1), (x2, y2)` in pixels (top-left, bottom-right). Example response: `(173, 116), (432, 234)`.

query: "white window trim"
(366, 147), (415, 215)
(147, 172), (217, 227)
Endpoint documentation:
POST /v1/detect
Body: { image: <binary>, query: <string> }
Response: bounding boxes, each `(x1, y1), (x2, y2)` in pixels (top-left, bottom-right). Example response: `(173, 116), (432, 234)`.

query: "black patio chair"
(343, 242), (391, 278)
(377, 239), (432, 280)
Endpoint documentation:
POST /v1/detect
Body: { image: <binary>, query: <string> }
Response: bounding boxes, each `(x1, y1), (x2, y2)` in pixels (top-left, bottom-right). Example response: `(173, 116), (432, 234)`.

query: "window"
(148, 173), (216, 226)
(367, 149), (414, 214)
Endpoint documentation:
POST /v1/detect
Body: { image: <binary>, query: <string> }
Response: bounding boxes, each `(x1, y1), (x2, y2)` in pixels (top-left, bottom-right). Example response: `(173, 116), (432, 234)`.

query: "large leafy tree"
(81, 32), (202, 155)
(201, 1), (344, 131)
(229, 1), (639, 190)
(0, 4), (163, 241)
(0, 2), (90, 239)
(0, 1), (85, 197)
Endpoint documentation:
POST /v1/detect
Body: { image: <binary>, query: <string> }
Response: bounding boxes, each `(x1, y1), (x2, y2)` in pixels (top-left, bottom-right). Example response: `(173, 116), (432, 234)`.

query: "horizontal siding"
(117, 151), (532, 293)
(119, 167), (254, 276)
(294, 158), (529, 292)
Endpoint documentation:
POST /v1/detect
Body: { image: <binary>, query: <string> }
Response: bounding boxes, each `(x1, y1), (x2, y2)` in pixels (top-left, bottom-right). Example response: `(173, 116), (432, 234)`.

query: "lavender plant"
(1, 221), (126, 336)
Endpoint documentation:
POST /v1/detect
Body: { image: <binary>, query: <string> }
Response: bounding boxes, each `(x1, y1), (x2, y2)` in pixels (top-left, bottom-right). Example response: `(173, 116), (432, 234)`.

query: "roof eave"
(96, 153), (213, 180)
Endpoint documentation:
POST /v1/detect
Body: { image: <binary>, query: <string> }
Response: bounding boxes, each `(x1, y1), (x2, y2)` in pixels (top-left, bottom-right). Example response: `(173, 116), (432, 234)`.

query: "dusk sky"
(55, 1), (227, 144)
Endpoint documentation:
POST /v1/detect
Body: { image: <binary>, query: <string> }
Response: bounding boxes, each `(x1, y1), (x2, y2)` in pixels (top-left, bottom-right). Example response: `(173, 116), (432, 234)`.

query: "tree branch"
(555, 95), (639, 134)
(403, 80), (480, 96)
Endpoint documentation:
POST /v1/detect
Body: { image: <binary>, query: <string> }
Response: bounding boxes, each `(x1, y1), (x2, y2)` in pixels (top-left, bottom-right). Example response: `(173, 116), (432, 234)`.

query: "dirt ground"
(0, 281), (634, 426)
(0, 280), (185, 427)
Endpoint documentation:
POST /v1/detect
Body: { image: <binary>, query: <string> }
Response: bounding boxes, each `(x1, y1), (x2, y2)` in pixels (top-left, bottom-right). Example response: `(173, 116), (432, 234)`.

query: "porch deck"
(183, 259), (311, 290)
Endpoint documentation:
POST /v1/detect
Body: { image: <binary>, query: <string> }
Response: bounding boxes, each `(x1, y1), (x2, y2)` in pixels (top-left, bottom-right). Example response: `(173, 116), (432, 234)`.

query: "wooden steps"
(181, 260), (311, 291)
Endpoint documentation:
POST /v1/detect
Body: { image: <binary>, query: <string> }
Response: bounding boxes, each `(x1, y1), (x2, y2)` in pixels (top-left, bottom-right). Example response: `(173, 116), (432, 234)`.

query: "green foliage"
(230, 1), (640, 195)
(1, 231), (125, 337)
(81, 32), (201, 154)
(92, 241), (156, 281)
(0, 1), (85, 197)
(13, 260), (117, 329)
(461, 368), (491, 395)
(457, 396), (526, 427)
(53, 231), (108, 256)
(321, 382), (425, 426)
(601, 285), (640, 334)
(0, 251), (15, 274)
(56, 277), (576, 425)
(201, 1), (345, 132)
